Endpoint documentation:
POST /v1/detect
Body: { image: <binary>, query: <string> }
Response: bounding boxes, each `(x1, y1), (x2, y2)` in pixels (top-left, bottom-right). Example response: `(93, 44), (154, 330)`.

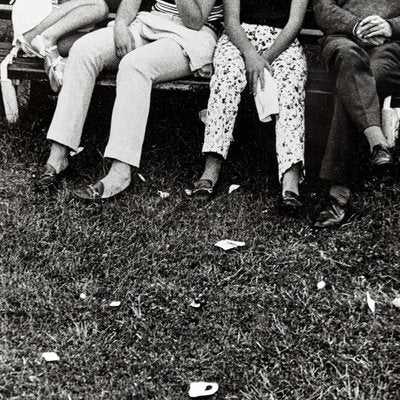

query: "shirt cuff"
(387, 17), (400, 40)
(352, 20), (361, 37)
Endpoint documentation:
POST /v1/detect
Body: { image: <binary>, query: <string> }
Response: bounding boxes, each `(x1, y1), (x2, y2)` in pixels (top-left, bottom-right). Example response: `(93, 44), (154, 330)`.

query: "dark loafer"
(314, 196), (348, 229)
(279, 190), (303, 214)
(192, 179), (215, 200)
(371, 145), (394, 173)
(72, 181), (104, 202)
(33, 164), (59, 191)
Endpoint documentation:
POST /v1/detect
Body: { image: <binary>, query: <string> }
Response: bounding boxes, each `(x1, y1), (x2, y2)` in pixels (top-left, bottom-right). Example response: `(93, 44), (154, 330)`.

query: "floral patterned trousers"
(202, 24), (308, 182)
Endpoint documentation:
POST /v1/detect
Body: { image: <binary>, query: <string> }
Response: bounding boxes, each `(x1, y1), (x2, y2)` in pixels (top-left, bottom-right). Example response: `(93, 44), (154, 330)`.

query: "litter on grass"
(137, 173), (146, 182)
(184, 189), (193, 196)
(157, 191), (170, 199)
(190, 300), (201, 309)
(189, 382), (219, 398)
(190, 295), (207, 309)
(317, 280), (326, 290)
(42, 352), (60, 362)
(215, 239), (245, 251)
(109, 301), (121, 307)
(366, 292), (376, 313)
(392, 297), (400, 309)
(228, 184), (240, 194)
(69, 147), (84, 157)
(79, 293), (86, 300)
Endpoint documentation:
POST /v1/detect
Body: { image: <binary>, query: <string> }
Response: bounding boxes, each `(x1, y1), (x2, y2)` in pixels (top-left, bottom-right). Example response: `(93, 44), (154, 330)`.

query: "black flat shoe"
(371, 145), (394, 175)
(33, 164), (61, 191)
(72, 181), (104, 203)
(192, 179), (215, 200)
(314, 196), (348, 229)
(279, 190), (303, 214)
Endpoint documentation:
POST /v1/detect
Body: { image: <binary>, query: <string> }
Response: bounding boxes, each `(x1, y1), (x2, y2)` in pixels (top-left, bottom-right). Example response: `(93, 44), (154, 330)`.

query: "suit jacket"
(313, 0), (400, 40)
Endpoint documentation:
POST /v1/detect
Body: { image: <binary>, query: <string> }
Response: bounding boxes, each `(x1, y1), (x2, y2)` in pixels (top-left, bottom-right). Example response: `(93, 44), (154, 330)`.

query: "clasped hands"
(354, 15), (392, 46)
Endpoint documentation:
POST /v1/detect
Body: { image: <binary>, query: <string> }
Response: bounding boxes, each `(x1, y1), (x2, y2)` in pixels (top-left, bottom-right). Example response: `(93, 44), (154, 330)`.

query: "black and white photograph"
(1, 0), (400, 398)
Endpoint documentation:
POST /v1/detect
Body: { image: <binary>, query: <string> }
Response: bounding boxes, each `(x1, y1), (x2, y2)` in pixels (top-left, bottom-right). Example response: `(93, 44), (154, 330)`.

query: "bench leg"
(0, 78), (19, 123)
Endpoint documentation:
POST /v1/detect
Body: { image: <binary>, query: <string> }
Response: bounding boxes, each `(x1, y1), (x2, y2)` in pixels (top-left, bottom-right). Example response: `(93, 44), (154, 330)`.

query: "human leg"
(41, 28), (120, 178)
(269, 40), (307, 197)
(74, 38), (192, 199)
(24, 0), (109, 44)
(194, 34), (247, 194)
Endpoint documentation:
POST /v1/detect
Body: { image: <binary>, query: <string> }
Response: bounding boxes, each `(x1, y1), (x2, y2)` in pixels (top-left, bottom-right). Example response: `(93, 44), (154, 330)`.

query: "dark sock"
(330, 185), (351, 205)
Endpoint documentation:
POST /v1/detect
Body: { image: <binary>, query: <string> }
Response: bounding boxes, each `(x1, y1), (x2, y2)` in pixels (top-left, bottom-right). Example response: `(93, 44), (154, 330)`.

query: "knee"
(118, 53), (152, 80)
(69, 37), (91, 60)
(95, 0), (109, 19)
(212, 62), (247, 91)
(336, 45), (370, 72)
(68, 35), (99, 67)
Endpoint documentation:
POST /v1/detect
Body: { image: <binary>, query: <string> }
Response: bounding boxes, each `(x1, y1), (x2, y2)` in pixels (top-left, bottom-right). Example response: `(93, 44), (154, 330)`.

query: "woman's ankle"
(281, 163), (301, 195)
(200, 153), (222, 185)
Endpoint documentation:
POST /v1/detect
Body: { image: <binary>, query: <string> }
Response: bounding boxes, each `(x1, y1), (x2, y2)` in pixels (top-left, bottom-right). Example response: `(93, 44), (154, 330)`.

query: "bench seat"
(0, 42), (334, 94)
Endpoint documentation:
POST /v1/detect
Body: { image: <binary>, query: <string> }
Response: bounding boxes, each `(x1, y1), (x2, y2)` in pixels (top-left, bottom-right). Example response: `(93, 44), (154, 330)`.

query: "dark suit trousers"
(319, 35), (400, 186)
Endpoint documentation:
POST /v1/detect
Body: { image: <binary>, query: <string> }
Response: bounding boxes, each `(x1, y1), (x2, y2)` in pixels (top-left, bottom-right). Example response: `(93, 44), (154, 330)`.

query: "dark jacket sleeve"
(313, 0), (359, 35)
(388, 16), (400, 40)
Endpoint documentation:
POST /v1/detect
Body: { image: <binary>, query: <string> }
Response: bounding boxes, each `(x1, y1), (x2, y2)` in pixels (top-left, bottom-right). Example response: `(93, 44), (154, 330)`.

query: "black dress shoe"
(314, 196), (348, 229)
(371, 145), (394, 173)
(33, 164), (59, 191)
(279, 190), (303, 214)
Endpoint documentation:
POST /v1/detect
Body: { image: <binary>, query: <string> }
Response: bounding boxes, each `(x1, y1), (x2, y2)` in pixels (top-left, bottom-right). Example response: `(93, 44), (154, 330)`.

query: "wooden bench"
(0, 1), (338, 171)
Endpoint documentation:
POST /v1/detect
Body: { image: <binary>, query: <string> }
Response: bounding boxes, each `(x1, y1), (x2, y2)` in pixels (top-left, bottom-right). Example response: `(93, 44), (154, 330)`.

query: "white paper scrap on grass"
(392, 297), (400, 309)
(42, 352), (60, 362)
(109, 301), (121, 308)
(138, 173), (146, 182)
(79, 293), (86, 300)
(366, 292), (376, 313)
(190, 300), (201, 309)
(184, 189), (193, 196)
(317, 280), (326, 290)
(69, 147), (84, 157)
(189, 382), (219, 398)
(157, 191), (170, 199)
(228, 184), (240, 194)
(215, 239), (245, 251)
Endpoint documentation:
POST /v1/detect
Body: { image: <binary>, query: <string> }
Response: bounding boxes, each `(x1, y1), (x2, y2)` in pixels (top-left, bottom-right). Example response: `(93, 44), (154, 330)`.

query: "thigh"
(322, 35), (366, 71)
(120, 38), (191, 82)
(272, 42), (307, 86)
(369, 42), (400, 79)
(70, 26), (120, 70)
(213, 34), (246, 75)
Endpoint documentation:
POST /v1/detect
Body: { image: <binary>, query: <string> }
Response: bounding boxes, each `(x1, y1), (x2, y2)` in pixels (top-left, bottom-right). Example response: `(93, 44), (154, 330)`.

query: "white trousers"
(47, 13), (216, 167)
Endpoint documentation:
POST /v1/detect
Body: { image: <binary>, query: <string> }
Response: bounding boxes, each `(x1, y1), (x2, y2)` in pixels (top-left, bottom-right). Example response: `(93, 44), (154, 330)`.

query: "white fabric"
(254, 68), (280, 123)
(130, 11), (217, 72)
(12, 0), (53, 44)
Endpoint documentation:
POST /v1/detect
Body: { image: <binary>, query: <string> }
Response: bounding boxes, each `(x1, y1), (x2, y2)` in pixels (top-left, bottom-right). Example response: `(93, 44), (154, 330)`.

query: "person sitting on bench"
(313, 0), (400, 228)
(192, 0), (309, 213)
(34, 0), (223, 200)
(12, 0), (120, 92)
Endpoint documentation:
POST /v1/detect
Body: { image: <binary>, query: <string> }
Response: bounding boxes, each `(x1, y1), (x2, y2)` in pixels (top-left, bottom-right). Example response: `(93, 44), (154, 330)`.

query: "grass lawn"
(1, 73), (400, 398)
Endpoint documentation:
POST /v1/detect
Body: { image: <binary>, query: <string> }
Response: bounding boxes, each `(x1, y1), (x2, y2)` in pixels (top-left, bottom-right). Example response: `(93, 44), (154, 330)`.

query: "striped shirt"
(153, 0), (223, 32)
